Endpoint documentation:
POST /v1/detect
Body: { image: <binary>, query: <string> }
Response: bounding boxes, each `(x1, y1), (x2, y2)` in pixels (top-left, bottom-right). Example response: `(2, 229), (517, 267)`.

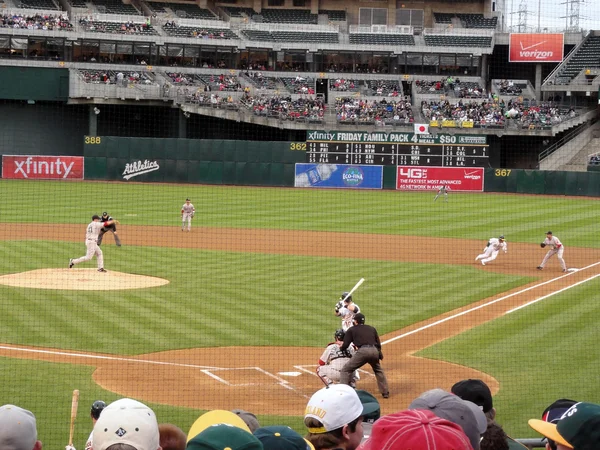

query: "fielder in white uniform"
(181, 198), (195, 231)
(538, 231), (567, 272)
(69, 215), (119, 272)
(334, 292), (360, 332)
(434, 184), (450, 202)
(316, 329), (358, 387)
(475, 235), (507, 266)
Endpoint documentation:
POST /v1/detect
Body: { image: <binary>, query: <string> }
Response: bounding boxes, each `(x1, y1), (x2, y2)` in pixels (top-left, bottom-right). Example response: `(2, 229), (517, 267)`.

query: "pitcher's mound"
(0, 269), (169, 291)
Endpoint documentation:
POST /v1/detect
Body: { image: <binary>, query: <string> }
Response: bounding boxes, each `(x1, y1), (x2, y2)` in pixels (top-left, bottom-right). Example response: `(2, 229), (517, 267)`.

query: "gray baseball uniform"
(539, 234), (567, 271)
(71, 220), (105, 270)
(181, 201), (195, 231)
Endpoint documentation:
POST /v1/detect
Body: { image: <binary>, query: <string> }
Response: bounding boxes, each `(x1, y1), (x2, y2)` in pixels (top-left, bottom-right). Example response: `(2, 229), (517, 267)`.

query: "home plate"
(278, 372), (302, 377)
(567, 268), (578, 272)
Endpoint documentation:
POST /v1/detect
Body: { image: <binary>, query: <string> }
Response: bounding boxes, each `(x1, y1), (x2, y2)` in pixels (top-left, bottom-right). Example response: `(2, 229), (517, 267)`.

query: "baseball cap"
(231, 409), (260, 433)
(356, 390), (381, 423)
(354, 313), (366, 324)
(529, 402), (600, 450)
(451, 379), (494, 414)
(499, 235), (505, 240)
(0, 404), (38, 450)
(305, 384), (380, 433)
(359, 409), (472, 450)
(409, 389), (487, 450)
(547, 231), (553, 234)
(253, 425), (314, 450)
(92, 398), (160, 450)
(187, 424), (263, 450)
(187, 410), (250, 442)
(102, 212), (108, 216)
(92, 214), (101, 220)
(186, 198), (190, 201)
(542, 399), (578, 424)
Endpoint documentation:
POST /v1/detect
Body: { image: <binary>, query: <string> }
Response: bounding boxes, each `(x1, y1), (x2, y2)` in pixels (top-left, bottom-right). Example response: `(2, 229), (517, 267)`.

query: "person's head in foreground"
(304, 384), (379, 450)
(529, 402), (600, 450)
(254, 425), (313, 450)
(358, 409), (473, 450)
(186, 409), (263, 450)
(92, 398), (161, 450)
(0, 404), (42, 450)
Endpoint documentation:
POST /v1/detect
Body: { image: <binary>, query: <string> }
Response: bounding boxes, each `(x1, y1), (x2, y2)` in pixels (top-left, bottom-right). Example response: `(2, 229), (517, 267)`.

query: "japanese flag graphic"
(414, 123), (429, 135)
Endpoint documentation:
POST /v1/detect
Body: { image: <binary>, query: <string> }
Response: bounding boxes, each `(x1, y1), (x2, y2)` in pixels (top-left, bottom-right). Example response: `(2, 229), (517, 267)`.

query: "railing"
(538, 119), (594, 162)
(241, 21), (338, 32)
(542, 33), (586, 86)
(423, 27), (493, 36)
(348, 24), (412, 34)
(74, 12), (147, 24)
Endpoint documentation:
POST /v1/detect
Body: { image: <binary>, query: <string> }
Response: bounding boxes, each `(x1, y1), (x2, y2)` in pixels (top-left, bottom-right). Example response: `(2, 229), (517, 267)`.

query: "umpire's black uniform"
(97, 212), (122, 247)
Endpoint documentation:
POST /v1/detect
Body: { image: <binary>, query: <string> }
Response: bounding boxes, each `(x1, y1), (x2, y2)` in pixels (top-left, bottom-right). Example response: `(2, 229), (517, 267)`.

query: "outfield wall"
(1, 136), (599, 196)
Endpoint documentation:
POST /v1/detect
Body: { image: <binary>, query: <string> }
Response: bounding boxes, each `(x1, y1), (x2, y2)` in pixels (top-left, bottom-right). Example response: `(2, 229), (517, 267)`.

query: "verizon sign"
(509, 33), (564, 62)
(2, 155), (84, 179)
(396, 166), (484, 191)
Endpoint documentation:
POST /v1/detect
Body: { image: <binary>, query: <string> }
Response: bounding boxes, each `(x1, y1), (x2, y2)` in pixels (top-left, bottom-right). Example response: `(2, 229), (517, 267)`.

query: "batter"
(69, 214), (119, 272)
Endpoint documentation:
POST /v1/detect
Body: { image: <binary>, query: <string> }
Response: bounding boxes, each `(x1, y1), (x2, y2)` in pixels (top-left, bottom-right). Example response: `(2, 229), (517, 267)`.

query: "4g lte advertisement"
(396, 166), (484, 191)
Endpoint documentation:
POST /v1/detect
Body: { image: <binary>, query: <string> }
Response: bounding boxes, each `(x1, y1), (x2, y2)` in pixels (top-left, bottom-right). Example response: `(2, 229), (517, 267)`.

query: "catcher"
(97, 212), (122, 247)
(316, 329), (358, 388)
(538, 231), (568, 272)
(475, 235), (507, 266)
(181, 198), (195, 232)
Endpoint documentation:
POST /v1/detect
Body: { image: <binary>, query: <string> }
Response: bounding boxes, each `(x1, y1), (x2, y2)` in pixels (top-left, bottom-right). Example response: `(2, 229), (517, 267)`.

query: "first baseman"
(69, 214), (119, 272)
(538, 231), (567, 272)
(475, 235), (507, 266)
(181, 198), (195, 232)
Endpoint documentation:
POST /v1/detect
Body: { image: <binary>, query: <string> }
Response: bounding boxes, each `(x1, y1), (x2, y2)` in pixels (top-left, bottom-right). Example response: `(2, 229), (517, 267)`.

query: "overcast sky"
(504, 0), (600, 32)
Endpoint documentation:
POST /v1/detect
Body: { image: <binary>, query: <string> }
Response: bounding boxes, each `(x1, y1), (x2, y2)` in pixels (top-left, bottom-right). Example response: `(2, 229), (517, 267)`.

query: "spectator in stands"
(409, 388), (488, 450)
(481, 422), (509, 450)
(159, 424), (186, 450)
(535, 399), (578, 450)
(0, 404), (42, 450)
(304, 384), (379, 450)
(231, 409), (260, 433)
(253, 425), (313, 450)
(355, 390), (381, 443)
(529, 401), (600, 450)
(359, 409), (472, 450)
(187, 410), (262, 450)
(92, 398), (161, 450)
(451, 379), (527, 449)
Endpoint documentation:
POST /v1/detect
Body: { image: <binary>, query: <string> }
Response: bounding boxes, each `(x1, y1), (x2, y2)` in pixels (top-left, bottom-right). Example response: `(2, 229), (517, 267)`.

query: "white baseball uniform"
(539, 235), (566, 271)
(475, 238), (507, 265)
(434, 185), (449, 202)
(317, 343), (357, 384)
(72, 221), (105, 269)
(181, 201), (195, 231)
(339, 303), (360, 332)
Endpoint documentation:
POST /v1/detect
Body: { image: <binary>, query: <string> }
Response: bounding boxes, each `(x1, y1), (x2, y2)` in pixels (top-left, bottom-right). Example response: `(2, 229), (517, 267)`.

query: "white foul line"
(505, 272), (600, 314)
(382, 261), (600, 346)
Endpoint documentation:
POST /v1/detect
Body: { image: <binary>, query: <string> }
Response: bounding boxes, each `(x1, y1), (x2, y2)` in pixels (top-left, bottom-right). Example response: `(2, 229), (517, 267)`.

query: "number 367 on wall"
(495, 169), (511, 177)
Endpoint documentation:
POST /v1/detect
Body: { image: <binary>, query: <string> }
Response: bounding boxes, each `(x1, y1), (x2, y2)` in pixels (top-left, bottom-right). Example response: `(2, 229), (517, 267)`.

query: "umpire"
(339, 313), (390, 398)
(97, 212), (122, 247)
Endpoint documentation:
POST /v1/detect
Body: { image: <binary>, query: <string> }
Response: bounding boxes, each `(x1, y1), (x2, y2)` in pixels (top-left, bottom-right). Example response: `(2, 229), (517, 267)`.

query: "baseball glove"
(540, 243), (546, 248)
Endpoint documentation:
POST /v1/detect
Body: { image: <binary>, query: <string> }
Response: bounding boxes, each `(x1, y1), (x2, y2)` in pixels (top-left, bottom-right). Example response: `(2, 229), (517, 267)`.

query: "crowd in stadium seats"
(330, 78), (359, 92)
(336, 97), (414, 125)
(589, 153), (600, 165)
(79, 17), (155, 35)
(79, 69), (156, 85)
(496, 79), (522, 96)
(0, 13), (72, 30)
(243, 94), (325, 122)
(416, 77), (486, 98)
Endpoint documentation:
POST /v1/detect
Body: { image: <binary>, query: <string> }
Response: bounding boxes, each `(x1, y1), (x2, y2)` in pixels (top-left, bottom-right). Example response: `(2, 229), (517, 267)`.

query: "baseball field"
(0, 179), (599, 448)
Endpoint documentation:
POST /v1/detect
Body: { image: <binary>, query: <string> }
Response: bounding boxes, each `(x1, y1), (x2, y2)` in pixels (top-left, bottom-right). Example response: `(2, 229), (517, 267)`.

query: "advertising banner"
(2, 155), (84, 179)
(295, 163), (383, 189)
(396, 166), (484, 191)
(509, 33), (564, 62)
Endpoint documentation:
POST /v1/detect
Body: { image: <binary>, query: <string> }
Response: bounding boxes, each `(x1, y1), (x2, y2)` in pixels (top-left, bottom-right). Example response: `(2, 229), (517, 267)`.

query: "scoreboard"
(306, 131), (489, 167)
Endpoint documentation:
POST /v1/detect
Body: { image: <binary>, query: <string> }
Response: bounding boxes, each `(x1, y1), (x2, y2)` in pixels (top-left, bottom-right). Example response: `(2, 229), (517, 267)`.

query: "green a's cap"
(355, 390), (381, 422)
(253, 425), (314, 450)
(529, 402), (600, 450)
(187, 424), (264, 450)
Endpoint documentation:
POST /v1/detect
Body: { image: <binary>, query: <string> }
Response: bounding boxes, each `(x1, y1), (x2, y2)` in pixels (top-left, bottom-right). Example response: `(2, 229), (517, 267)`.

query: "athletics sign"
(509, 33), (564, 62)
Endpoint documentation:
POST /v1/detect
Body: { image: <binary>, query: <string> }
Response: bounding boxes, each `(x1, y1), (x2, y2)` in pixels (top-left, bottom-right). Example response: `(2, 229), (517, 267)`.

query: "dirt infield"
(1, 224), (599, 415)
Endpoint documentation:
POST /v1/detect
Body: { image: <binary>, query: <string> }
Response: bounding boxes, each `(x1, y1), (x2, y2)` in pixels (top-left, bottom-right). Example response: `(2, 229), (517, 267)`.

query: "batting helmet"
(91, 400), (106, 420)
(499, 235), (505, 240)
(92, 214), (101, 221)
(354, 313), (366, 325)
(334, 329), (345, 341)
(340, 292), (352, 303)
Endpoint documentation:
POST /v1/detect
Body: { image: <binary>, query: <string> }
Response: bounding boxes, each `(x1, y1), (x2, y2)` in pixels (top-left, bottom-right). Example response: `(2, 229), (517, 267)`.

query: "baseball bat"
(342, 278), (365, 302)
(68, 389), (79, 447)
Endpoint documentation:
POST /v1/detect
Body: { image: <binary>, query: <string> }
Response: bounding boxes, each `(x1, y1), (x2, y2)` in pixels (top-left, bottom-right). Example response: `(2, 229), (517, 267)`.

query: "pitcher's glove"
(540, 243), (546, 248)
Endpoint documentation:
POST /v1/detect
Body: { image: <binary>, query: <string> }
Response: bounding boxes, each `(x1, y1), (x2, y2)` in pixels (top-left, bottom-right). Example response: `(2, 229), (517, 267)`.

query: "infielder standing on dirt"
(433, 184), (450, 202)
(475, 235), (507, 266)
(538, 231), (567, 272)
(335, 292), (360, 332)
(181, 198), (195, 232)
(70, 215), (119, 272)
(316, 329), (358, 387)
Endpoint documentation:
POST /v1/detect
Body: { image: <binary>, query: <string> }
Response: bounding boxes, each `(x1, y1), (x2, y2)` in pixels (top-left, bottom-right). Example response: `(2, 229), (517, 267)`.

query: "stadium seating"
(319, 9), (346, 21)
(163, 3), (217, 19)
(241, 30), (338, 43)
(433, 12), (497, 29)
(79, 69), (156, 85)
(280, 77), (315, 94)
(424, 34), (492, 47)
(367, 80), (401, 96)
(196, 73), (242, 91)
(336, 97), (414, 125)
(162, 23), (238, 39)
(18, 0), (59, 9)
(349, 33), (415, 45)
(242, 72), (278, 90)
(257, 9), (317, 24)
(329, 79), (360, 92)
(553, 35), (600, 84)
(222, 6), (255, 18)
(91, 0), (139, 14)
(80, 19), (157, 35)
(1, 13), (73, 30)
(69, 0), (88, 8)
(243, 94), (325, 122)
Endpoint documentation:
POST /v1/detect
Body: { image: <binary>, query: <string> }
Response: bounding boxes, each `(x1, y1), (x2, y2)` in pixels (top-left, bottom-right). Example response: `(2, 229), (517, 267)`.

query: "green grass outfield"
(0, 180), (599, 447)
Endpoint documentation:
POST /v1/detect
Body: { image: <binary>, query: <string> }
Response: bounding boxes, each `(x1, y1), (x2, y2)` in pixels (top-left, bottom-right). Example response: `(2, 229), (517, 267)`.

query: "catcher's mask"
(334, 329), (345, 341)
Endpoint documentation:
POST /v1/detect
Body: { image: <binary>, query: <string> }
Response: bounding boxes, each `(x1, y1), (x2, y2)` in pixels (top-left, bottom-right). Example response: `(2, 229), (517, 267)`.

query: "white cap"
(305, 384), (374, 433)
(0, 405), (37, 450)
(92, 398), (159, 450)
